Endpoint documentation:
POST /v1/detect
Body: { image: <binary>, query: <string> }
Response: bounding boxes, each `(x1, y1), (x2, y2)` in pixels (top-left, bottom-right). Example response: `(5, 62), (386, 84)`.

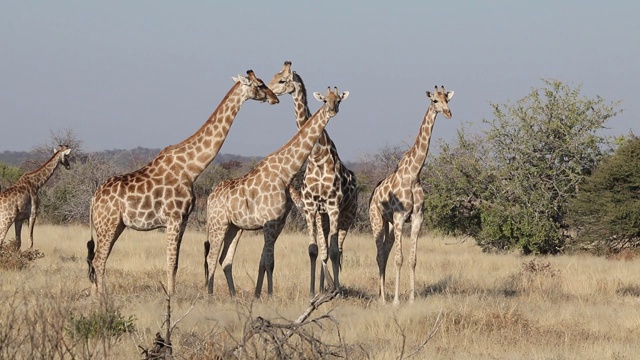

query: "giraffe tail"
(87, 238), (96, 284)
(203, 240), (211, 288)
(87, 197), (96, 284)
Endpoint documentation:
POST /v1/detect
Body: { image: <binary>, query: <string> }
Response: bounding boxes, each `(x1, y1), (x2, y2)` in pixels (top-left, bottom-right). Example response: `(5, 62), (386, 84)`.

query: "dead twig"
(138, 282), (199, 359)
(229, 287), (342, 359)
(401, 310), (443, 359)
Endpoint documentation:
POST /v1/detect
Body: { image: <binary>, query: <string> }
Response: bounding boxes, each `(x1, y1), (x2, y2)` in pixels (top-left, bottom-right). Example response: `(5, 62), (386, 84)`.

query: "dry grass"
(2, 224), (640, 359)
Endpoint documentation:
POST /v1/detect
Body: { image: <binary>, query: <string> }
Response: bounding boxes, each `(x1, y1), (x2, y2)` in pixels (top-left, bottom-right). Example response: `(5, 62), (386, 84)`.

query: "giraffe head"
(313, 87), (349, 117)
(55, 145), (72, 170)
(232, 70), (279, 105)
(267, 61), (296, 96)
(426, 85), (455, 119)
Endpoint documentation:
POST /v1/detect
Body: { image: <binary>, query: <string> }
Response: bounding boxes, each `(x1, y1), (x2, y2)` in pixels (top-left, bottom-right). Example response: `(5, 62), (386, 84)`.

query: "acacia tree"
(423, 79), (621, 254)
(567, 134), (640, 253)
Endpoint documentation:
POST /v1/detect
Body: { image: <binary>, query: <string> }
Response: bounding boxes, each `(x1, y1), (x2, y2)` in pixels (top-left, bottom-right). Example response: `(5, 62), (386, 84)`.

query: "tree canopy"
(567, 135), (640, 253)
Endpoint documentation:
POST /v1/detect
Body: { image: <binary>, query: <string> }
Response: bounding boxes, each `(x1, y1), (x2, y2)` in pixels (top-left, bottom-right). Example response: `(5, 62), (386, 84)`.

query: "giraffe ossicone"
(86, 70), (278, 297)
(369, 85), (454, 305)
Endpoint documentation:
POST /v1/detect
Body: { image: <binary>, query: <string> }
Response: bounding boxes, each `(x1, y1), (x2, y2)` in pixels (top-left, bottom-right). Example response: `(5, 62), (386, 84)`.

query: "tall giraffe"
(86, 70), (279, 296)
(369, 86), (454, 305)
(268, 61), (358, 296)
(204, 86), (349, 298)
(0, 145), (72, 250)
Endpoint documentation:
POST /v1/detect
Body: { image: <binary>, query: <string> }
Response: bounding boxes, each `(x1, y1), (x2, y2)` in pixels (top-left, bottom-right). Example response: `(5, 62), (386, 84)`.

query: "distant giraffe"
(268, 61), (358, 296)
(86, 70), (279, 297)
(0, 145), (72, 250)
(204, 86), (349, 298)
(369, 86), (454, 305)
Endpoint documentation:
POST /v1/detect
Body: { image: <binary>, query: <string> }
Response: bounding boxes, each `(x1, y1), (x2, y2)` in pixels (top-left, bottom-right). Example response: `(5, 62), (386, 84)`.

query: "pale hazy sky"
(1, 2), (638, 161)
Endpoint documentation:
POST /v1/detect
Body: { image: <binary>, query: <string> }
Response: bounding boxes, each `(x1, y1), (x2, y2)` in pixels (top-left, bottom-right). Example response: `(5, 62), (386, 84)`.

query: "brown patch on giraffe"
(140, 195), (152, 210)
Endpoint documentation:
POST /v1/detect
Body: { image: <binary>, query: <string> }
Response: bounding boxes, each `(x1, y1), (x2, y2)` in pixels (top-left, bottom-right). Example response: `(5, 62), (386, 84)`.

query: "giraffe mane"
(292, 72), (308, 99)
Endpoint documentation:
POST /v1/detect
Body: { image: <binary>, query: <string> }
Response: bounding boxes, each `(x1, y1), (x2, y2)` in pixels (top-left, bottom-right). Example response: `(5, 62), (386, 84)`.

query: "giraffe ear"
(446, 91), (455, 101)
(313, 92), (324, 101)
(63, 149), (72, 156)
(340, 91), (350, 100)
(426, 91), (434, 99)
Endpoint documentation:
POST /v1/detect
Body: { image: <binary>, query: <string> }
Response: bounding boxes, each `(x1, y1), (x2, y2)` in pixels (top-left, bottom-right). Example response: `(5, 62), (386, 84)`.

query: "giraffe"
(369, 86), (454, 305)
(268, 61), (358, 296)
(204, 86), (349, 298)
(86, 70), (279, 297)
(0, 145), (72, 250)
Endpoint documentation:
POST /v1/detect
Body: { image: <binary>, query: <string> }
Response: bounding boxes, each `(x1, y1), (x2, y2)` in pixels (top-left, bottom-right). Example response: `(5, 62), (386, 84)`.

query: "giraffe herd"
(0, 62), (454, 306)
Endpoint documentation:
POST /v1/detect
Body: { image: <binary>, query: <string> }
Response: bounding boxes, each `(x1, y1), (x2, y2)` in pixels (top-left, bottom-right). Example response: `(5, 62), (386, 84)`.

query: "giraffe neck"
(291, 73), (335, 164)
(292, 73), (312, 128)
(397, 103), (438, 179)
(266, 105), (333, 183)
(20, 151), (64, 189)
(156, 82), (245, 182)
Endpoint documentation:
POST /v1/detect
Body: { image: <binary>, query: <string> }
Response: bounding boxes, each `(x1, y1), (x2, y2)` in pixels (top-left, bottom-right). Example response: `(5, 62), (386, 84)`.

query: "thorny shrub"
(0, 241), (45, 270)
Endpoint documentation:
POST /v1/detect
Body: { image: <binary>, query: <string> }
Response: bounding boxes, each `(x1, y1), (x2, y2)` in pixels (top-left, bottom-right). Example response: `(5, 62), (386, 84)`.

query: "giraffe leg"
(408, 211), (423, 304)
(408, 187), (424, 304)
(304, 209), (319, 297)
(0, 221), (11, 248)
(165, 219), (187, 295)
(92, 221), (125, 298)
(327, 207), (341, 291)
(205, 222), (227, 295)
(27, 197), (39, 249)
(0, 214), (13, 247)
(370, 204), (389, 304)
(205, 222), (230, 296)
(317, 213), (330, 292)
(392, 213), (407, 306)
(255, 220), (285, 298)
(220, 227), (243, 298)
(337, 192), (357, 272)
(14, 219), (24, 250)
(27, 210), (37, 249)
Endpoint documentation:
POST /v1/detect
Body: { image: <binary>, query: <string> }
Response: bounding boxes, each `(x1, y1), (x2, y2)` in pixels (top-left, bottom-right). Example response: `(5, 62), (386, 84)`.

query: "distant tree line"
(0, 79), (634, 255)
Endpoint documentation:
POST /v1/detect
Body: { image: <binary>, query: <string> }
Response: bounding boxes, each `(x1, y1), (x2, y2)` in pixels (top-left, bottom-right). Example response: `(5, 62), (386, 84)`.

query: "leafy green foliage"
(0, 163), (23, 188)
(567, 135), (640, 253)
(423, 129), (487, 238)
(424, 79), (621, 254)
(66, 308), (136, 342)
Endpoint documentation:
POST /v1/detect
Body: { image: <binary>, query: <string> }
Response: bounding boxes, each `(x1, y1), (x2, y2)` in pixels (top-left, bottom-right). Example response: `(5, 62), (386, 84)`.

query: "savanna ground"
(2, 224), (640, 359)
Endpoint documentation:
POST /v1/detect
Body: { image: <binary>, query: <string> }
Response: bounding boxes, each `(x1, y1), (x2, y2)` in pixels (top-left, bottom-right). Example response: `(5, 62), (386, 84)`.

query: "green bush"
(66, 308), (136, 342)
(568, 135), (640, 253)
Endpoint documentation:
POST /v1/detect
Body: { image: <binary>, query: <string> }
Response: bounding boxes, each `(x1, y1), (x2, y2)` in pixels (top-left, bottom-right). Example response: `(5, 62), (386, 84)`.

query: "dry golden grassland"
(2, 224), (640, 359)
